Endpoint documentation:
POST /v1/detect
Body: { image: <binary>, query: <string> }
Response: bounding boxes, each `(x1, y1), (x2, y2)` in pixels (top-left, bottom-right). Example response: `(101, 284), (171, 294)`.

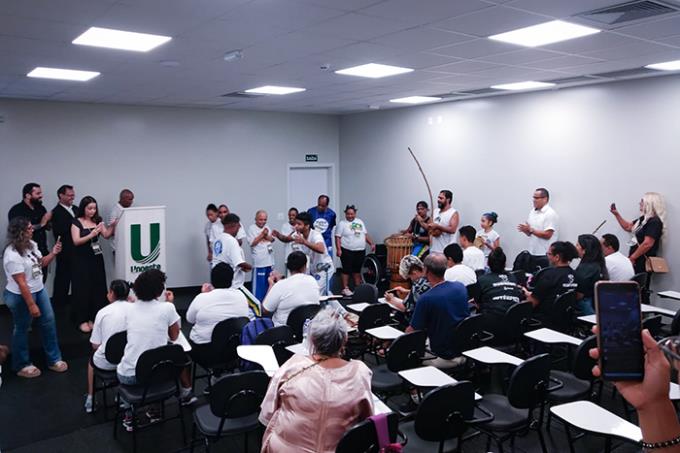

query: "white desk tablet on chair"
(641, 303), (676, 317)
(285, 343), (308, 355)
(173, 331), (192, 352)
(658, 291), (680, 301)
(398, 366), (482, 400)
(365, 326), (403, 340)
(463, 346), (523, 366)
(346, 302), (371, 313)
(550, 401), (642, 443)
(372, 393), (392, 415)
(237, 345), (280, 376)
(524, 328), (583, 346)
(578, 314), (597, 325)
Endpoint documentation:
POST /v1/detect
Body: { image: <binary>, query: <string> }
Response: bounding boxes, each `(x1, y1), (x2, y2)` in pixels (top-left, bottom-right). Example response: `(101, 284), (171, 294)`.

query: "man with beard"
(427, 190), (460, 255)
(8, 183), (52, 280)
(51, 185), (78, 306)
(307, 195), (336, 257)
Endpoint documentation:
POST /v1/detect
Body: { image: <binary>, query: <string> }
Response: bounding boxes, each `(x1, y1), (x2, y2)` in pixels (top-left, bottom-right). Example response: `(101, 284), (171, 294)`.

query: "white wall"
(339, 74), (680, 306)
(0, 99), (339, 290)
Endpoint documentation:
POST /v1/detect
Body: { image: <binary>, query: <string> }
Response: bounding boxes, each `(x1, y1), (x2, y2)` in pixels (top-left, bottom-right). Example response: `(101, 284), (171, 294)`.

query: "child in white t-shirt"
(477, 212), (500, 259)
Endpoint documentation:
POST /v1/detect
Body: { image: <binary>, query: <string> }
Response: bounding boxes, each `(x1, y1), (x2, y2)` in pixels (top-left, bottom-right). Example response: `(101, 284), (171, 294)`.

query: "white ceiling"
(1, 0), (680, 114)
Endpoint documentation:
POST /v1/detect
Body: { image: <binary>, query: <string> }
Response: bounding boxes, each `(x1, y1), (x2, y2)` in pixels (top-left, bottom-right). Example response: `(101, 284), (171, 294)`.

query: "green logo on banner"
(130, 223), (161, 264)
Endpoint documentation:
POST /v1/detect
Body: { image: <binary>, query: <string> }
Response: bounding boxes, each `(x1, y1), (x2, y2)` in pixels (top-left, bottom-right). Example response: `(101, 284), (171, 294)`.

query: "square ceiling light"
(645, 60), (680, 71)
(491, 81), (555, 91)
(335, 63), (413, 78)
(27, 67), (100, 81)
(390, 96), (442, 104)
(244, 86), (306, 95)
(489, 20), (600, 47)
(73, 27), (172, 52)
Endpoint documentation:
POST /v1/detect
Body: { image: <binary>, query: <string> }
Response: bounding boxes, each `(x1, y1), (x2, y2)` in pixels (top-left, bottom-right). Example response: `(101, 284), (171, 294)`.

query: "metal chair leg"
(537, 427), (548, 453)
(132, 404), (138, 453)
(565, 424), (576, 453)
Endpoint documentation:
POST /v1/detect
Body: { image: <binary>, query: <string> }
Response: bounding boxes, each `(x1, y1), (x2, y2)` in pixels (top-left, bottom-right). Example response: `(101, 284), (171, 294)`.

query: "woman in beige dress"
(259, 307), (373, 452)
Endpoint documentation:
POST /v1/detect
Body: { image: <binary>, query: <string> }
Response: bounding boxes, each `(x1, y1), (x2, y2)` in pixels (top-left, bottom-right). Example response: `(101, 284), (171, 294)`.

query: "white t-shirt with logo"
(605, 251), (635, 281)
(212, 232), (247, 288)
(263, 273), (320, 326)
(463, 246), (486, 271)
(205, 219), (221, 247)
(117, 300), (181, 378)
(431, 207), (457, 254)
(444, 264), (477, 286)
(335, 218), (368, 251)
(280, 222), (296, 261)
(91, 301), (129, 370)
(186, 288), (250, 344)
(527, 204), (559, 255)
(477, 229), (500, 258)
(3, 241), (43, 294)
(247, 224), (275, 268)
(291, 230), (334, 274)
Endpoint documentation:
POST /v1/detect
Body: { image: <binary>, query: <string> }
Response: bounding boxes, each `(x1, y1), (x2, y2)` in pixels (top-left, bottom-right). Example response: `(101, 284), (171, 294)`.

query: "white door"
(287, 165), (334, 213)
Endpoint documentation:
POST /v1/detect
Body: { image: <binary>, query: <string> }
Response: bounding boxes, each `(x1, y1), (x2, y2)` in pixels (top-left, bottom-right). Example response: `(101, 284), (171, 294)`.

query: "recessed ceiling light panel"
(335, 63), (413, 78)
(488, 20), (600, 47)
(27, 67), (100, 81)
(73, 27), (172, 52)
(390, 96), (442, 104)
(490, 81), (555, 91)
(645, 60), (680, 71)
(244, 85), (306, 95)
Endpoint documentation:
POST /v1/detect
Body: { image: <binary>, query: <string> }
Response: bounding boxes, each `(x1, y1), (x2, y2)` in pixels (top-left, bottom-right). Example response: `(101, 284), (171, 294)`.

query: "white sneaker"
(342, 288), (353, 297)
(84, 395), (94, 413)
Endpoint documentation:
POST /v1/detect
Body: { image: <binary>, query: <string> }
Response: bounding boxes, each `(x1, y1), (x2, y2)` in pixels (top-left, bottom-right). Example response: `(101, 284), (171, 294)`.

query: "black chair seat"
(370, 364), (403, 392)
(548, 371), (590, 403)
(399, 420), (457, 452)
(93, 368), (119, 384)
(118, 381), (177, 404)
(479, 394), (529, 431)
(193, 404), (261, 437)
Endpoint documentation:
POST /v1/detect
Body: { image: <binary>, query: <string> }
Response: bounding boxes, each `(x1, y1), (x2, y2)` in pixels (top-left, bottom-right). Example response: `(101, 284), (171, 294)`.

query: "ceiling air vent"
(455, 87), (498, 95)
(220, 91), (264, 99)
(591, 67), (656, 78)
(544, 75), (600, 84)
(575, 1), (679, 25)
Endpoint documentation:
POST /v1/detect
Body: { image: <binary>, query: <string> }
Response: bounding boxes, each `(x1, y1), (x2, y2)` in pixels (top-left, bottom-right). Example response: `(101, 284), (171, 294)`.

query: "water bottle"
(302, 318), (312, 354)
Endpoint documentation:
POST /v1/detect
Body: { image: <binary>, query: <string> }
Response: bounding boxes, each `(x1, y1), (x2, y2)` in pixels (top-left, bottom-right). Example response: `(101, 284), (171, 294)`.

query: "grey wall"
(339, 74), (680, 307)
(0, 99), (339, 290)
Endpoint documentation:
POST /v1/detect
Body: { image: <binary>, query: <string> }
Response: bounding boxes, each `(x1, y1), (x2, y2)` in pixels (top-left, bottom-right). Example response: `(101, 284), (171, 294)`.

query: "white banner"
(114, 206), (166, 282)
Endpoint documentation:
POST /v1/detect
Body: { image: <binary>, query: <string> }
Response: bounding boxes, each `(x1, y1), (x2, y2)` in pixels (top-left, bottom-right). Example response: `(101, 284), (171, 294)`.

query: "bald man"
(108, 188), (134, 253)
(247, 210), (275, 301)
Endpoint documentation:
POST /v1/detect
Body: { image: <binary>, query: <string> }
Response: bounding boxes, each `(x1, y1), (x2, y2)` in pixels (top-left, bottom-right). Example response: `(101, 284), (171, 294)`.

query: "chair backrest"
(466, 282), (481, 304)
(104, 331), (127, 364)
(336, 413), (399, 453)
(135, 344), (186, 386)
(642, 315), (663, 338)
(358, 303), (392, 333)
(572, 335), (598, 381)
(209, 316), (249, 364)
(508, 270), (527, 288)
(286, 304), (322, 341)
(502, 302), (533, 341)
(386, 329), (426, 372)
(452, 314), (486, 353)
(414, 381), (476, 441)
(352, 284), (378, 304)
(512, 250), (533, 274)
(255, 325), (295, 365)
(551, 290), (577, 332)
(209, 370), (270, 419)
(507, 353), (551, 409)
(631, 272), (648, 289)
(670, 310), (680, 336)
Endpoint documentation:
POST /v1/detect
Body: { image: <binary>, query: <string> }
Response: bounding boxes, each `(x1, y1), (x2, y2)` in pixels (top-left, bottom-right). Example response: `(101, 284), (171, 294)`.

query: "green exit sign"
(305, 154), (318, 162)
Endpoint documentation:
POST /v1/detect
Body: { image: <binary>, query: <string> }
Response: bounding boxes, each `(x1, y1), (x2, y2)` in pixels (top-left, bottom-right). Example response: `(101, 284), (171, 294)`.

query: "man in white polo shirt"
(601, 234), (635, 281)
(517, 187), (558, 271)
(428, 190), (460, 254)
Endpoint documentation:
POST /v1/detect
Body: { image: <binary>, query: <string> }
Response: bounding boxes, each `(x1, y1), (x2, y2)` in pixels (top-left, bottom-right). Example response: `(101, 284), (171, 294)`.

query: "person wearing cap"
(383, 255), (431, 327)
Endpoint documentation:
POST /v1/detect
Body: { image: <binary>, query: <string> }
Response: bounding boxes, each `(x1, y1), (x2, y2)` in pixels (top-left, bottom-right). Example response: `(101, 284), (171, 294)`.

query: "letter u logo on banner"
(130, 223), (161, 264)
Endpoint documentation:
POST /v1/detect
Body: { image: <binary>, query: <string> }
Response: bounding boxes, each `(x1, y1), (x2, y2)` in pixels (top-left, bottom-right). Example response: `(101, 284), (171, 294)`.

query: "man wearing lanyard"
(307, 195), (336, 257)
(8, 183), (51, 281)
(517, 188), (559, 271)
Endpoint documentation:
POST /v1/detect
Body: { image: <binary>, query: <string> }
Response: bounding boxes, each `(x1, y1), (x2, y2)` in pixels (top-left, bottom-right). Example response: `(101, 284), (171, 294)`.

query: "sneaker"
(180, 391), (198, 406)
(145, 407), (162, 423)
(84, 395), (94, 414)
(341, 288), (353, 297)
(122, 413), (135, 432)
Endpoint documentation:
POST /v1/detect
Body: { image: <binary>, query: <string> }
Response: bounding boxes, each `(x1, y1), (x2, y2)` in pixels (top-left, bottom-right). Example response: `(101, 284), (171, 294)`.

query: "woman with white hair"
(610, 192), (666, 274)
(384, 255), (431, 327)
(259, 307), (373, 453)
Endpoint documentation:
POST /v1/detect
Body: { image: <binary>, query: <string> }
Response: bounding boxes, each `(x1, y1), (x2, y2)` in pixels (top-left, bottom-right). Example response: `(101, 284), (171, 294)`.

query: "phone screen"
(595, 281), (644, 381)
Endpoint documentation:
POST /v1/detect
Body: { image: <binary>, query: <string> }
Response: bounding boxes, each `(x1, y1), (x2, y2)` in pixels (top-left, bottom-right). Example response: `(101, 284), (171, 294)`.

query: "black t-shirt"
(574, 261), (604, 299)
(531, 266), (578, 316)
(630, 215), (663, 257)
(8, 201), (48, 254)
(478, 273), (523, 318)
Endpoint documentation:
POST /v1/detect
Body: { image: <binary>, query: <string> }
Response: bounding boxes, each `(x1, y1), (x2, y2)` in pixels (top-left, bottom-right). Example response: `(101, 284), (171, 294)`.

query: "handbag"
(369, 414), (403, 453)
(645, 256), (669, 273)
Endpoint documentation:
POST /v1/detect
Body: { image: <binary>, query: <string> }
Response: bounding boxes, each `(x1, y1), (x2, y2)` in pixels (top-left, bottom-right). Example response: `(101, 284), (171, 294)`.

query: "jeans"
(576, 297), (595, 316)
(3, 288), (62, 371)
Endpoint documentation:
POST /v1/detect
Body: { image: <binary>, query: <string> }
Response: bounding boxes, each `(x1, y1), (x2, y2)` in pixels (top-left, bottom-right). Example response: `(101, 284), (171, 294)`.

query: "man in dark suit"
(51, 184), (78, 306)
(8, 183), (51, 280)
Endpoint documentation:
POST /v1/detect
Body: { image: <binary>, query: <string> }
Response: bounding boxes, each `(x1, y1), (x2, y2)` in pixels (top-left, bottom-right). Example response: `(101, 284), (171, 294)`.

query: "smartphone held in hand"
(595, 281), (644, 381)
